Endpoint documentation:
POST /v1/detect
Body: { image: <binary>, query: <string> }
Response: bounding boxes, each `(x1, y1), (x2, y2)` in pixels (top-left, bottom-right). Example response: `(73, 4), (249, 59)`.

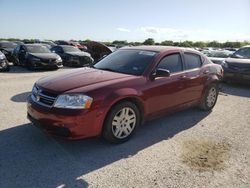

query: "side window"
(184, 53), (202, 70)
(157, 53), (183, 73)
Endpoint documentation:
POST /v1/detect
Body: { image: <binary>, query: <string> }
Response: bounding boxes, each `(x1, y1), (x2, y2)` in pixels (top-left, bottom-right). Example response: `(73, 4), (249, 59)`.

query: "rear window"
(184, 53), (202, 70)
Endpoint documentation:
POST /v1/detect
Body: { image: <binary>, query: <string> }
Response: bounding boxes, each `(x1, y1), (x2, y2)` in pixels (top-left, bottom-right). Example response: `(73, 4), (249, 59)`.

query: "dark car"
(12, 44), (63, 70)
(0, 41), (18, 62)
(51, 45), (93, 67)
(206, 50), (233, 65)
(222, 46), (250, 84)
(27, 46), (223, 143)
(0, 51), (10, 72)
(86, 41), (113, 62)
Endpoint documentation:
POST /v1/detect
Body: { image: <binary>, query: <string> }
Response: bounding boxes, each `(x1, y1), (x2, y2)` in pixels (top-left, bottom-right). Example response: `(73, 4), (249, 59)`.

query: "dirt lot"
(0, 67), (250, 188)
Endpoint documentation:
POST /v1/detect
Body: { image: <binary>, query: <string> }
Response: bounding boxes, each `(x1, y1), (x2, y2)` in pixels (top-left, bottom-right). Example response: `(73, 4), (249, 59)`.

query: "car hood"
(36, 67), (133, 93)
(226, 57), (250, 64)
(65, 51), (91, 57)
(29, 53), (59, 60)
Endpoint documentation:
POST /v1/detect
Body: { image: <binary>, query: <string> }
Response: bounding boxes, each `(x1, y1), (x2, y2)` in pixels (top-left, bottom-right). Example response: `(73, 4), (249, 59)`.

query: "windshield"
(232, 48), (250, 59)
(62, 46), (81, 52)
(94, 49), (157, 76)
(0, 42), (17, 49)
(26, 45), (51, 53)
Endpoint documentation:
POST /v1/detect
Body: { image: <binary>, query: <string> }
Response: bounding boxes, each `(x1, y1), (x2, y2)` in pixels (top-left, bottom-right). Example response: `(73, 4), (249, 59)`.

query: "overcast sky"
(0, 0), (250, 42)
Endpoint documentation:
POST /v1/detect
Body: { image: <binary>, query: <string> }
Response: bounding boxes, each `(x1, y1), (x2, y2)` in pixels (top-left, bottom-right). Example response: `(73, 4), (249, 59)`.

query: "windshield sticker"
(139, 51), (156, 56)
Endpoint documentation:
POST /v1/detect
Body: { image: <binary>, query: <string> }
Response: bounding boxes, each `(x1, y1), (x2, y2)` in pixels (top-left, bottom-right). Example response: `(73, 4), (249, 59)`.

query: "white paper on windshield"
(139, 51), (156, 56)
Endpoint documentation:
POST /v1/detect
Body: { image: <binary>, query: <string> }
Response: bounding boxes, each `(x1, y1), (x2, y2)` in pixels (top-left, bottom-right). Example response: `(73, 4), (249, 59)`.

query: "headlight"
(54, 94), (93, 109)
(0, 53), (5, 60)
(221, 61), (228, 68)
(32, 85), (38, 94)
(56, 56), (62, 62)
(70, 56), (79, 60)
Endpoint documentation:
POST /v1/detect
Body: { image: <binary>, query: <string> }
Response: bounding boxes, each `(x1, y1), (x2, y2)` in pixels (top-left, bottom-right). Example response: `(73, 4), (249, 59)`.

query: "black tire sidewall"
(103, 101), (140, 144)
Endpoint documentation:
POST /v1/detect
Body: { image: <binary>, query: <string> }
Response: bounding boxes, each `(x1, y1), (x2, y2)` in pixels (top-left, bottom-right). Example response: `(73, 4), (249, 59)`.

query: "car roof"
(242, 45), (250, 48)
(23, 43), (45, 47)
(121, 45), (195, 53)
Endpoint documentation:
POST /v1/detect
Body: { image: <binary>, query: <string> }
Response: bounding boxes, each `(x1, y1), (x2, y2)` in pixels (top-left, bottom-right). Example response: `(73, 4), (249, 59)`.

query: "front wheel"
(102, 101), (140, 144)
(199, 84), (219, 111)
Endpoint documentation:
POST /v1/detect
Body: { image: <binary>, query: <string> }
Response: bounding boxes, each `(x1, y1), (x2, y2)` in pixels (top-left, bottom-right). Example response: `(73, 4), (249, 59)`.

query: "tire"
(199, 83), (219, 111)
(102, 101), (140, 144)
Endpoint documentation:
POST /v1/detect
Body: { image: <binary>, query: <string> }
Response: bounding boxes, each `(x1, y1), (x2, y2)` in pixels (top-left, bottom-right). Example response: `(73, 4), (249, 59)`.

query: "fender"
(200, 74), (220, 102)
(93, 88), (145, 134)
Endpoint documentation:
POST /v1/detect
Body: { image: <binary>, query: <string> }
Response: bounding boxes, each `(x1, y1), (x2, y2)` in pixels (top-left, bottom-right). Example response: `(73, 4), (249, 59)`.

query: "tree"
(161, 40), (174, 46)
(143, 38), (155, 45)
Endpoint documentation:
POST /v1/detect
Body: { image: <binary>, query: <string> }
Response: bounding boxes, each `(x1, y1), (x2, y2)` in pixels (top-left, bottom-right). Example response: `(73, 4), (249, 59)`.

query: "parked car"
(12, 44), (63, 70)
(27, 46), (223, 143)
(86, 41), (113, 62)
(207, 50), (233, 65)
(0, 41), (18, 62)
(222, 46), (250, 84)
(51, 45), (93, 67)
(0, 51), (10, 72)
(40, 41), (56, 49)
(69, 41), (87, 51)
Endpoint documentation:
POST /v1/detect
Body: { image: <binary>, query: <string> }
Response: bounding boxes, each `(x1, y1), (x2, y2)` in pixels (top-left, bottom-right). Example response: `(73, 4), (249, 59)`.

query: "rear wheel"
(103, 101), (140, 143)
(199, 84), (219, 111)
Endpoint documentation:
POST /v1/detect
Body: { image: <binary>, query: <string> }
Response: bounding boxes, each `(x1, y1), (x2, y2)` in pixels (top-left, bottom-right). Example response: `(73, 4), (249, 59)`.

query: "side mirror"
(151, 68), (170, 80)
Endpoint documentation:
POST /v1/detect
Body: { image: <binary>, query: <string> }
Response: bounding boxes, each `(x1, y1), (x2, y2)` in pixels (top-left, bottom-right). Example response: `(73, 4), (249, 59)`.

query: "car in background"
(69, 41), (88, 51)
(27, 46), (223, 143)
(51, 45), (93, 67)
(12, 44), (62, 70)
(86, 41), (113, 62)
(0, 51), (10, 72)
(222, 46), (250, 84)
(206, 50), (233, 65)
(0, 41), (18, 62)
(40, 41), (56, 49)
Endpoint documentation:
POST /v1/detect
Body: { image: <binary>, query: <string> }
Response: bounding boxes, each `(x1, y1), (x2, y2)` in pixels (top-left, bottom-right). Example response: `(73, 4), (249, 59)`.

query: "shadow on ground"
(0, 108), (210, 188)
(220, 83), (250, 98)
(11, 92), (31, 102)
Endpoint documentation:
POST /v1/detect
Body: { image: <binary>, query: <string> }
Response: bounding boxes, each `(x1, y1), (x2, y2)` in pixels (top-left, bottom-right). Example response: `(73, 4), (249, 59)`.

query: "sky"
(0, 0), (250, 42)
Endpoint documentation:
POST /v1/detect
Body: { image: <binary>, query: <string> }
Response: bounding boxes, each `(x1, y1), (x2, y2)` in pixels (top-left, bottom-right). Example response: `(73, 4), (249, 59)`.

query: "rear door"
(182, 52), (207, 102)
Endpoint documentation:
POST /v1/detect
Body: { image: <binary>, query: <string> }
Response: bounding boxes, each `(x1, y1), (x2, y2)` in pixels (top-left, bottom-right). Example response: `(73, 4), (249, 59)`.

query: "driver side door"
(145, 53), (189, 116)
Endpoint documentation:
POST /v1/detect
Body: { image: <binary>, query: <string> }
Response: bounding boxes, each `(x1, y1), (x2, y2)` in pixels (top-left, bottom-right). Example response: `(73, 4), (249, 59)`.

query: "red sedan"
(27, 46), (223, 143)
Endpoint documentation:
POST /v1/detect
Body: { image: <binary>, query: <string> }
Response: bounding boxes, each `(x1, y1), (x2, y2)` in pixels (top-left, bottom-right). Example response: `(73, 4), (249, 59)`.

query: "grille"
(41, 59), (57, 64)
(32, 86), (57, 107)
(228, 63), (250, 72)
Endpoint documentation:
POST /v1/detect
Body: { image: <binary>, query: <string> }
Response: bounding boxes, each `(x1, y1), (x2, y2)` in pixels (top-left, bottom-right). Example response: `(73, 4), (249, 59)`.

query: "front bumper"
(223, 69), (250, 84)
(30, 60), (63, 69)
(27, 95), (104, 139)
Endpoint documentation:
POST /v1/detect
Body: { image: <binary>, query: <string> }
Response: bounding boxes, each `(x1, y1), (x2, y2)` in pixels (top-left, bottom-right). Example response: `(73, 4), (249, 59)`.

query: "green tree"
(143, 38), (155, 45)
(161, 40), (174, 46)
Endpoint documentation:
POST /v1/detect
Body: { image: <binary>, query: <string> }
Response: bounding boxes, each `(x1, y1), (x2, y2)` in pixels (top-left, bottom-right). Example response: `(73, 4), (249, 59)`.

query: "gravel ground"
(0, 66), (250, 188)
